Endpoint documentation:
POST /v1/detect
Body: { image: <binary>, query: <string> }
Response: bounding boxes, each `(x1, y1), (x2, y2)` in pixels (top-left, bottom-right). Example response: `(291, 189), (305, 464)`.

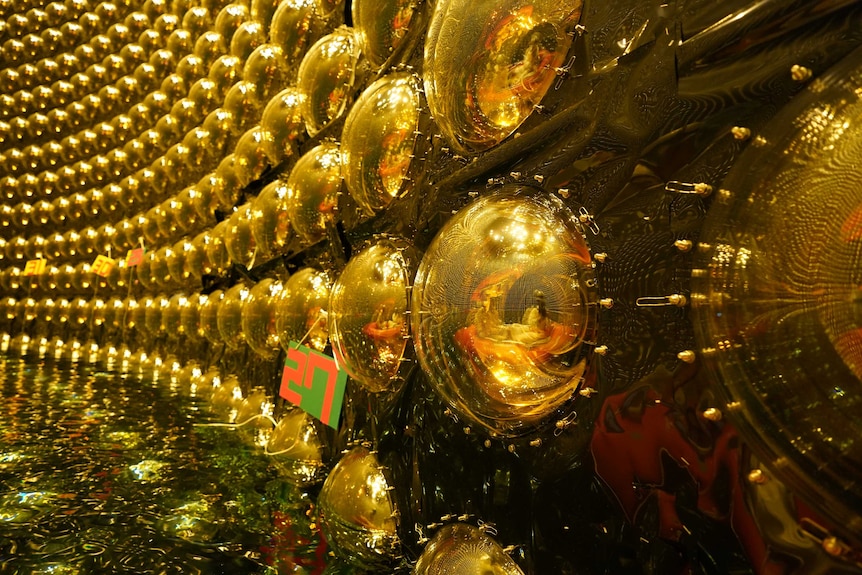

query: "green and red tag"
(279, 341), (347, 430)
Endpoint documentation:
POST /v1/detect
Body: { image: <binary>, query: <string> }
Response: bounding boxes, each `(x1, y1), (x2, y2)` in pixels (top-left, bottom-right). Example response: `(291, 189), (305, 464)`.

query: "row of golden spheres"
(0, 0), (358, 264)
(0, 0), (419, 311)
(0, 269), (326, 359)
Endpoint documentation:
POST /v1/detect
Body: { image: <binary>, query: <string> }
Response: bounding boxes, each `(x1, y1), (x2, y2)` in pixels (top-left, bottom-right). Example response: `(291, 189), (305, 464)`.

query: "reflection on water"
(0, 357), (325, 575)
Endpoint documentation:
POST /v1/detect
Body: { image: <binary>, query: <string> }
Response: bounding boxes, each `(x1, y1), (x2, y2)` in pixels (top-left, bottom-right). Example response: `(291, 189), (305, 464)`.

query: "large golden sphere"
(284, 141), (342, 244)
(230, 19), (266, 61)
(250, 178), (291, 258)
(341, 72), (421, 215)
(223, 80), (262, 136)
(215, 3), (249, 50)
(242, 43), (289, 103)
(297, 27), (362, 136)
(207, 54), (242, 97)
(424, 0), (581, 154)
(260, 87), (304, 166)
(329, 237), (417, 393)
(233, 125), (270, 186)
(175, 53), (205, 84)
(242, 278), (284, 358)
(317, 447), (400, 567)
(275, 267), (332, 352)
(411, 188), (598, 437)
(214, 153), (243, 209)
(192, 30), (223, 67)
(225, 201), (256, 267)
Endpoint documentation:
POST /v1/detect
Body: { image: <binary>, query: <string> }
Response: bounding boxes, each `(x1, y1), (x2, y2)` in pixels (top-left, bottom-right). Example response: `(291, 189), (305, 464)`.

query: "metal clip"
(636, 294), (688, 307)
(555, 55), (577, 89)
(554, 411), (578, 436)
(665, 181), (713, 197)
(478, 520), (498, 536)
(578, 207), (600, 234)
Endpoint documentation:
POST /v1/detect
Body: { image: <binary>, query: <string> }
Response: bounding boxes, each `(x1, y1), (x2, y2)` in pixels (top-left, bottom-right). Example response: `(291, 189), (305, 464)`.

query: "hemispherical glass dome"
(412, 187), (598, 436)
(329, 237), (416, 393)
(225, 202), (256, 267)
(352, 0), (415, 68)
(341, 72), (421, 215)
(691, 50), (862, 544)
(414, 523), (525, 575)
(276, 267), (332, 352)
(217, 283), (251, 348)
(317, 446), (399, 568)
(199, 288), (225, 344)
(269, 0), (328, 76)
(424, 0), (582, 153)
(297, 27), (361, 136)
(285, 141), (342, 244)
(241, 278), (283, 358)
(250, 178), (291, 259)
(265, 408), (327, 486)
(260, 87), (304, 166)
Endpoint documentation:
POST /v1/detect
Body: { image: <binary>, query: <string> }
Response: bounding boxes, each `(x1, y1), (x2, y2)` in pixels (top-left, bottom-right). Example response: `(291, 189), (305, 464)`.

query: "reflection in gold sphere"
(217, 282), (251, 348)
(208, 54), (242, 97)
(352, 0), (415, 68)
(414, 523), (525, 575)
(242, 43), (289, 104)
(199, 288), (224, 344)
(341, 72), (421, 215)
(297, 27), (361, 136)
(424, 0), (582, 153)
(269, 0), (327, 77)
(167, 237), (196, 285)
(204, 220), (231, 275)
(276, 267), (332, 352)
(225, 201), (256, 267)
(193, 31), (224, 67)
(214, 153), (243, 209)
(215, 3), (249, 50)
(260, 86), (304, 166)
(241, 278), (283, 358)
(317, 446), (400, 568)
(230, 19), (266, 61)
(412, 188), (598, 436)
(691, 55), (862, 546)
(285, 141), (342, 244)
(266, 409), (327, 486)
(234, 125), (271, 186)
(223, 80), (263, 136)
(250, 178), (291, 258)
(330, 237), (416, 393)
(180, 293), (204, 337)
(202, 107), (235, 154)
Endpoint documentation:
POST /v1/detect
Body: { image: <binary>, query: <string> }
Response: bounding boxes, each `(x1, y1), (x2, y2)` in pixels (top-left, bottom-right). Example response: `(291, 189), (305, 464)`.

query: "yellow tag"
(92, 254), (116, 277)
(23, 259), (46, 276)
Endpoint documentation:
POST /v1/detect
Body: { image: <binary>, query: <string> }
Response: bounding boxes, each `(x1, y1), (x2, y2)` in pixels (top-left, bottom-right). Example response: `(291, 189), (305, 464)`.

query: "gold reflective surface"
(341, 72), (420, 215)
(216, 282), (250, 348)
(317, 446), (399, 567)
(275, 267), (331, 352)
(250, 178), (291, 258)
(414, 523), (525, 575)
(412, 189), (597, 436)
(424, 0), (581, 153)
(297, 27), (360, 136)
(241, 278), (283, 358)
(285, 141), (341, 244)
(329, 237), (414, 393)
(259, 86), (304, 166)
(692, 53), (862, 540)
(352, 0), (414, 68)
(265, 408), (327, 487)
